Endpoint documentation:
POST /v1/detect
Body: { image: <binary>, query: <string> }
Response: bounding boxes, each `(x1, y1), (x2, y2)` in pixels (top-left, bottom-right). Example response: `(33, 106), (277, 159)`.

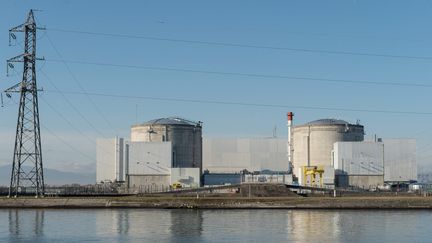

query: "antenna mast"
(5, 10), (45, 197)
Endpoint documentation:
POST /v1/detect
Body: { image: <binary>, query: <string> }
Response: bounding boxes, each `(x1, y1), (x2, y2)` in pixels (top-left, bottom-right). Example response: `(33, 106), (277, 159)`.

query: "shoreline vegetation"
(1, 196), (432, 209)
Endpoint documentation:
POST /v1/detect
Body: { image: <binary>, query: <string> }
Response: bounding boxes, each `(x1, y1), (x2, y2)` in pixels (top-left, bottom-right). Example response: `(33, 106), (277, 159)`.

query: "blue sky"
(1, 1), (432, 173)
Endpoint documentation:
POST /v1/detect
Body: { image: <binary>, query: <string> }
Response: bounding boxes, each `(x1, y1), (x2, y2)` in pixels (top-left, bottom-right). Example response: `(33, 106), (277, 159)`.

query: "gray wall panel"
(96, 137), (124, 183)
(334, 142), (384, 176)
(203, 138), (288, 173)
(129, 142), (172, 175)
(383, 139), (417, 182)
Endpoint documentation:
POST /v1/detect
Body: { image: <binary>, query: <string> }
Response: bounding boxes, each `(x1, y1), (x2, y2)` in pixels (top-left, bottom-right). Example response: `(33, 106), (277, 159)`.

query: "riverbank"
(1, 196), (432, 209)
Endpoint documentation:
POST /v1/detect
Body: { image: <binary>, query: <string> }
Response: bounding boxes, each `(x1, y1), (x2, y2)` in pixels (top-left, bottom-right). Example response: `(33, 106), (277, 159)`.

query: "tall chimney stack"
(287, 112), (294, 172)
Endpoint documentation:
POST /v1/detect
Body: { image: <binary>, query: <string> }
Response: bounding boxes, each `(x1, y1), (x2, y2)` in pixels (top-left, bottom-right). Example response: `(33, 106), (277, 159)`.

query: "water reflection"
(95, 209), (130, 235)
(287, 210), (342, 242)
(8, 209), (44, 241)
(116, 209), (129, 235)
(171, 210), (203, 238)
(94, 209), (203, 241)
(0, 209), (429, 242)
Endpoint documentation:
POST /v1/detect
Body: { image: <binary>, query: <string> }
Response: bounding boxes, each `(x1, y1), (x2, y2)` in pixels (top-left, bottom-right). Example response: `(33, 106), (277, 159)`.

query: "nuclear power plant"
(131, 118), (203, 169)
(292, 118), (364, 169)
(96, 113), (417, 191)
(290, 115), (416, 189)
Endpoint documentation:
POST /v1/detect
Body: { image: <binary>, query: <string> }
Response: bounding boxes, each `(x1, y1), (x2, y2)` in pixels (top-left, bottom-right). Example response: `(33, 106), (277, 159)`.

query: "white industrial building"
(333, 139), (416, 188)
(382, 138), (417, 183)
(96, 137), (124, 183)
(95, 115), (418, 191)
(131, 117), (202, 169)
(291, 118), (364, 188)
(333, 141), (384, 188)
(127, 141), (200, 188)
(202, 138), (289, 173)
(293, 119), (364, 170)
(96, 117), (203, 189)
(290, 117), (418, 189)
(96, 138), (201, 188)
(97, 136), (291, 187)
(127, 141), (172, 187)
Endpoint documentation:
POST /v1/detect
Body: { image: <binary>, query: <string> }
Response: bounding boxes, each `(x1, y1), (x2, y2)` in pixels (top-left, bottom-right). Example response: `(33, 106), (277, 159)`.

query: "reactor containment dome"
(293, 118), (364, 170)
(131, 117), (203, 169)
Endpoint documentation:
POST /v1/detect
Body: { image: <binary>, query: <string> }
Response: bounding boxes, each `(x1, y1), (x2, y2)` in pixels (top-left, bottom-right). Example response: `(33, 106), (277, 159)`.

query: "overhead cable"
(47, 28), (432, 61)
(44, 89), (432, 116)
(44, 59), (432, 88)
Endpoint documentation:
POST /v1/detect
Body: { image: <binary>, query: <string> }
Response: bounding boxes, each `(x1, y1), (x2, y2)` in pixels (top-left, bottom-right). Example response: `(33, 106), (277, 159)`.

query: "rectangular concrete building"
(203, 138), (289, 173)
(96, 137), (202, 189)
(382, 139), (417, 183)
(333, 141), (384, 188)
(127, 141), (201, 188)
(127, 141), (172, 188)
(96, 137), (124, 183)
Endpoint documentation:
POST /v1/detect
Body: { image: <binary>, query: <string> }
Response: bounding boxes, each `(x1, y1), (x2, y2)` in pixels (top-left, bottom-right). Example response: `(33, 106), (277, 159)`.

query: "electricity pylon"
(4, 10), (45, 197)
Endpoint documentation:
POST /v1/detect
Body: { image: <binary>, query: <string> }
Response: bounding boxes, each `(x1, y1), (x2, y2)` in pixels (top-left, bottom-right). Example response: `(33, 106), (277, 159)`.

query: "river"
(0, 209), (429, 242)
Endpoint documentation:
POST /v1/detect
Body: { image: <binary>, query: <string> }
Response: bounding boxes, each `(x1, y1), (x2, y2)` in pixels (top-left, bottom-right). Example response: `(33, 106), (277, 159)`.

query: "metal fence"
(0, 183), (184, 196)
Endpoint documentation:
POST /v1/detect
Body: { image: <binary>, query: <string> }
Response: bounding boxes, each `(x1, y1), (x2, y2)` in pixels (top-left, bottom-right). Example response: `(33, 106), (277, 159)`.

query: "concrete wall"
(203, 173), (242, 186)
(383, 139), (417, 183)
(336, 175), (384, 189)
(333, 141), (385, 188)
(127, 168), (200, 188)
(131, 124), (202, 169)
(96, 137), (124, 183)
(333, 140), (416, 187)
(127, 142), (201, 188)
(333, 142), (384, 176)
(128, 142), (172, 175)
(128, 174), (170, 188)
(203, 138), (288, 173)
(323, 166), (335, 185)
(293, 124), (364, 171)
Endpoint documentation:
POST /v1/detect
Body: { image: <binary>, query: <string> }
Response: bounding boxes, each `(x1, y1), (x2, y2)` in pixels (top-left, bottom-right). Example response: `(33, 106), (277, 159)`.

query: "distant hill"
(0, 165), (95, 186)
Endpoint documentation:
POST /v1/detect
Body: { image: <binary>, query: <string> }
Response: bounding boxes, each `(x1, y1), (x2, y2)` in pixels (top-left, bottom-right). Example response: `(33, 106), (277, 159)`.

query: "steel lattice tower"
(5, 10), (44, 197)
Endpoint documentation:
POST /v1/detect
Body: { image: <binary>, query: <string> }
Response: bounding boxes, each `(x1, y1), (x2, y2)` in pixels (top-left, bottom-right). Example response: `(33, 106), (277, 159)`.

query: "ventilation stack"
(287, 112), (294, 173)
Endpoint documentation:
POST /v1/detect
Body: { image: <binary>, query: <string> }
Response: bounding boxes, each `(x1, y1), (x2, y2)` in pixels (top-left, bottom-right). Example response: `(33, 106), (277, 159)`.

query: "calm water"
(0, 209), (430, 242)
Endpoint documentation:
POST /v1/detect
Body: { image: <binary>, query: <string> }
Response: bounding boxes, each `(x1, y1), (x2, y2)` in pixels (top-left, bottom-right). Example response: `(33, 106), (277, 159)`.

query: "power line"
(44, 59), (432, 88)
(44, 33), (121, 136)
(38, 73), (123, 158)
(39, 95), (117, 161)
(44, 89), (432, 116)
(47, 28), (432, 61)
(41, 124), (95, 162)
(259, 30), (431, 43)
(48, 27), (431, 43)
(39, 95), (100, 145)
(8, 97), (95, 162)
(7, 30), (112, 140)
(40, 70), (108, 139)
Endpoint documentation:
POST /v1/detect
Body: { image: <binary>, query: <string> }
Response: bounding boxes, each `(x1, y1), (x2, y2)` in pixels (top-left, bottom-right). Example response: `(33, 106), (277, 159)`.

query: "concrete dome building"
(131, 117), (203, 168)
(292, 119), (364, 171)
